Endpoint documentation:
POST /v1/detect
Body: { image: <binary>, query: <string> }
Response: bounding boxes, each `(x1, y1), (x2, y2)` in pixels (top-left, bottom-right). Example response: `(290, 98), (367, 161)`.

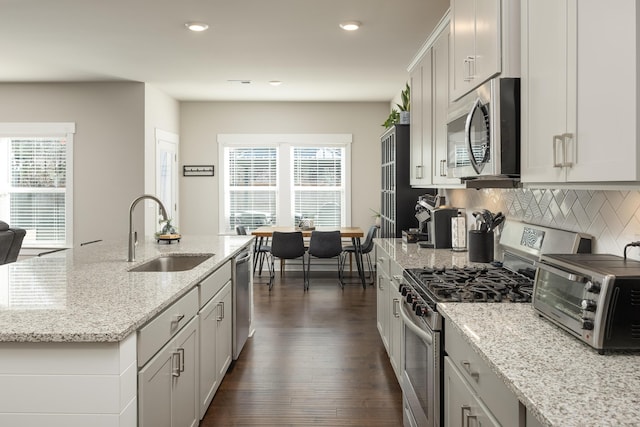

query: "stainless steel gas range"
(397, 220), (592, 427)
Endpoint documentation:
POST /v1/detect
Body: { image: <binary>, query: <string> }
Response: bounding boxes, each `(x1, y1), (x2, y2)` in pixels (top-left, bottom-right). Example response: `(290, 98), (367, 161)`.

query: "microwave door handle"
(537, 262), (586, 283)
(465, 98), (488, 175)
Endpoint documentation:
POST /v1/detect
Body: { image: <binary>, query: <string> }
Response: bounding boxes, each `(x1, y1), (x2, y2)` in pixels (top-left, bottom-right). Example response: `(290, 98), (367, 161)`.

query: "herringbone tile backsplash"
(445, 188), (640, 260)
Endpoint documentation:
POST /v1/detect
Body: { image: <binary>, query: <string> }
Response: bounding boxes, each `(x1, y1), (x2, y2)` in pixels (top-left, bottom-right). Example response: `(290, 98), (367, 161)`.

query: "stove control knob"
(581, 319), (595, 330)
(406, 293), (414, 304)
(585, 281), (601, 294)
(415, 304), (427, 317)
(581, 299), (597, 312)
(401, 286), (409, 296)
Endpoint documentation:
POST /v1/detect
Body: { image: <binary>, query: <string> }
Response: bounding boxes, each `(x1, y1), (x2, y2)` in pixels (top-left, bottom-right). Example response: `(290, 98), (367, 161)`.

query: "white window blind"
(0, 123), (74, 248)
(219, 134), (351, 234)
(293, 147), (345, 227)
(224, 146), (278, 232)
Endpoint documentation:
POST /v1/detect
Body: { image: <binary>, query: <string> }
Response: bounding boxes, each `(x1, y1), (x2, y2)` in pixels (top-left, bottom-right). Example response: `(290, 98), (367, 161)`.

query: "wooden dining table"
(251, 226), (367, 288)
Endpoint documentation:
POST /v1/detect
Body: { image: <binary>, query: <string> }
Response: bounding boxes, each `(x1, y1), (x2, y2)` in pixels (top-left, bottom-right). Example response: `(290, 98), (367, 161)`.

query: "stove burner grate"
(406, 266), (534, 303)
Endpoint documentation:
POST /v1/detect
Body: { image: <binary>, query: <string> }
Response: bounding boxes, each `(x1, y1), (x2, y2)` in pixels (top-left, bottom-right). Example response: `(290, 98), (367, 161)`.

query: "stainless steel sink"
(128, 254), (213, 272)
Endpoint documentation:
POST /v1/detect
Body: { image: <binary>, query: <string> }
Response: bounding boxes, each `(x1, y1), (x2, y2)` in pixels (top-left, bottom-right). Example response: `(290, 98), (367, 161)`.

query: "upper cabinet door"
(410, 52), (434, 187)
(432, 24), (461, 186)
(521, 0), (573, 183)
(522, 0), (640, 184)
(451, 0), (477, 100)
(450, 0), (501, 101)
(474, 0), (501, 84)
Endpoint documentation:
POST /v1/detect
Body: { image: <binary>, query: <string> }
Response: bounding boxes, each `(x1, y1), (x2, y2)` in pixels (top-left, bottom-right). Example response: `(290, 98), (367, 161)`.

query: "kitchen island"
(0, 235), (253, 426)
(375, 238), (640, 427)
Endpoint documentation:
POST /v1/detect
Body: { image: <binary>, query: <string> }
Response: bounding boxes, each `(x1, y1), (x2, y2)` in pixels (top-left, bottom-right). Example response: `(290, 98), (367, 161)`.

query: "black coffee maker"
(415, 195), (458, 248)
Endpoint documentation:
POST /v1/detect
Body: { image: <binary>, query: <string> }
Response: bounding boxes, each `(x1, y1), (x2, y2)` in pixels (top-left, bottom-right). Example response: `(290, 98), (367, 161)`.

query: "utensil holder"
(468, 230), (494, 263)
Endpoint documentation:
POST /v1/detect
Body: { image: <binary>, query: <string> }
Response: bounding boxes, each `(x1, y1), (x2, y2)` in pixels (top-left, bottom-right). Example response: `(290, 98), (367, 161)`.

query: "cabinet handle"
(172, 350), (181, 377)
(172, 314), (185, 324)
(552, 135), (563, 167)
(217, 301), (224, 321)
(461, 405), (471, 427)
(378, 276), (384, 291)
(415, 165), (423, 179)
(440, 159), (447, 176)
(178, 348), (185, 373)
(562, 133), (573, 167)
(461, 360), (479, 382)
(393, 298), (400, 318)
(463, 56), (475, 82)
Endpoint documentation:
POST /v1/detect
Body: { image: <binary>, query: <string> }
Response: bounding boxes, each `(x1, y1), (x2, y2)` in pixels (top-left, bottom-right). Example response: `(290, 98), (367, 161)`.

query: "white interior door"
(156, 130), (179, 227)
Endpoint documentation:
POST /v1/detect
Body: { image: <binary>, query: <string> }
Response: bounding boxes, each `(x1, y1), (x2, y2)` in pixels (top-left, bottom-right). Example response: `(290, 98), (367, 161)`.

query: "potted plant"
(381, 83), (410, 128)
(370, 208), (382, 227)
(397, 83), (410, 124)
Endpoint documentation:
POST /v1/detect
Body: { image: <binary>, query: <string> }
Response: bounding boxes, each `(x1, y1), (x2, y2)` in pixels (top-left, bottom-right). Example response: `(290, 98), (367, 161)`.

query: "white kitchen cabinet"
(431, 22), (462, 186)
(410, 51), (433, 187)
(409, 13), (461, 188)
(445, 319), (522, 426)
(444, 357), (500, 427)
(138, 316), (199, 427)
(376, 250), (390, 352)
(521, 0), (640, 184)
(138, 287), (200, 427)
(199, 281), (232, 418)
(388, 262), (403, 382)
(450, 0), (501, 101)
(375, 243), (403, 383)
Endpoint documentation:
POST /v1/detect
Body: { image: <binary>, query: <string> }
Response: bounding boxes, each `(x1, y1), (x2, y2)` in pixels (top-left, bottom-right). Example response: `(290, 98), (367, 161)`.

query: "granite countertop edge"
(0, 235), (253, 344)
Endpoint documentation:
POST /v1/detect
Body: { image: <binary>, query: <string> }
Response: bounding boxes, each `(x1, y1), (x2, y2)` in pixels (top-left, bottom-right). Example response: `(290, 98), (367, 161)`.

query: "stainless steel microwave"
(446, 78), (520, 181)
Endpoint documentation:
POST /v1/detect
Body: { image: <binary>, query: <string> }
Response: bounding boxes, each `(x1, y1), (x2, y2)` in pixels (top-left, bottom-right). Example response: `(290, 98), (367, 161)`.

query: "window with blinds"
(224, 146), (278, 232)
(293, 147), (345, 227)
(0, 123), (74, 248)
(219, 134), (351, 234)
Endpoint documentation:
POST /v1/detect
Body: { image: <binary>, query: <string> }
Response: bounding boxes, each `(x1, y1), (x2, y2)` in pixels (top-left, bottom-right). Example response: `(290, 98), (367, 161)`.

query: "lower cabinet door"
(199, 281), (232, 419)
(139, 317), (199, 427)
(215, 283), (233, 380)
(444, 356), (499, 427)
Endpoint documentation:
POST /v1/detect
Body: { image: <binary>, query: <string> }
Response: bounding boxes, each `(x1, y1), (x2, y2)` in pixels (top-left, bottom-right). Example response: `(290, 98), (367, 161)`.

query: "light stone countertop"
(438, 303), (640, 427)
(374, 237), (494, 269)
(0, 235), (253, 343)
(375, 238), (640, 427)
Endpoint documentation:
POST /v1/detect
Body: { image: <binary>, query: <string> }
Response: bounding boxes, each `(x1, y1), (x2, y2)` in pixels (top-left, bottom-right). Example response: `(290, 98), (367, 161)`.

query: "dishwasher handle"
(236, 250), (251, 264)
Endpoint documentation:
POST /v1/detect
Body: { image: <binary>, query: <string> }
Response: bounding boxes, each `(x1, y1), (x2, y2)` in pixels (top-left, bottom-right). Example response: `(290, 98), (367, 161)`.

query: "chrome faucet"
(128, 194), (169, 262)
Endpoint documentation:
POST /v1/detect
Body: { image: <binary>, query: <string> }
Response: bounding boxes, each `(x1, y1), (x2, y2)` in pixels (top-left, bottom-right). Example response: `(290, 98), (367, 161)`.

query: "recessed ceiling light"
(185, 22), (209, 32)
(339, 21), (361, 31)
(269, 81), (283, 86)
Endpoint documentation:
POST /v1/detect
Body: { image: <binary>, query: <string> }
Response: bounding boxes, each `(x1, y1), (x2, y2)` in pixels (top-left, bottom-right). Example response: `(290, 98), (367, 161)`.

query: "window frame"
(0, 122), (75, 249)
(218, 134), (352, 234)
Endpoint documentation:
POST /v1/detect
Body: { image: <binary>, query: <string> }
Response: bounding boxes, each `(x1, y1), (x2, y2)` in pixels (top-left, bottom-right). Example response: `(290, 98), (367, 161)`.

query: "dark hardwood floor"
(200, 269), (403, 426)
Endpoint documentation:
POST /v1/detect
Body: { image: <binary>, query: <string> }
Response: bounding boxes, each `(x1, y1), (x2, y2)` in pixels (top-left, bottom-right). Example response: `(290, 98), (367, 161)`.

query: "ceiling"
(0, 0), (449, 102)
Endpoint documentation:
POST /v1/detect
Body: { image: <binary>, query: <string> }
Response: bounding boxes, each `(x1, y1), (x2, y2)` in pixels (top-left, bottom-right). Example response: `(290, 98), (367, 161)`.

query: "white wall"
(179, 101), (389, 235)
(0, 82), (145, 247)
(143, 84), (180, 236)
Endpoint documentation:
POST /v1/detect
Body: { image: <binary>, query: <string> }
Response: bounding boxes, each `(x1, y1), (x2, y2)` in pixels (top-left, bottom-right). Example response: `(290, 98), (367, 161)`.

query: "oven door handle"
(399, 302), (433, 346)
(536, 261), (586, 283)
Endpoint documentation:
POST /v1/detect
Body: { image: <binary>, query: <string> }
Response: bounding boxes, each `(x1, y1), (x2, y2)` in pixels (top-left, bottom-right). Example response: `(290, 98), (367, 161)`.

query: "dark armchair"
(0, 221), (26, 265)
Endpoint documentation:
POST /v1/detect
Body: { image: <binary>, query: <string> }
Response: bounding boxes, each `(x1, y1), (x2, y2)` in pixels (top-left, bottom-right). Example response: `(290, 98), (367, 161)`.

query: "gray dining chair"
(341, 225), (377, 285)
(307, 230), (345, 290)
(236, 225), (270, 276)
(268, 231), (308, 291)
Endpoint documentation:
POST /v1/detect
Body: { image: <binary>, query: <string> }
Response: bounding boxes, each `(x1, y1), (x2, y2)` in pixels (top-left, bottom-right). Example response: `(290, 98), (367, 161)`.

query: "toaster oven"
(533, 253), (640, 353)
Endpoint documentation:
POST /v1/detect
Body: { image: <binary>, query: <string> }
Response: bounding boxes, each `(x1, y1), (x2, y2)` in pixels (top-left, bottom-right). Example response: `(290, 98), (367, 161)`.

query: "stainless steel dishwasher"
(232, 248), (251, 359)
